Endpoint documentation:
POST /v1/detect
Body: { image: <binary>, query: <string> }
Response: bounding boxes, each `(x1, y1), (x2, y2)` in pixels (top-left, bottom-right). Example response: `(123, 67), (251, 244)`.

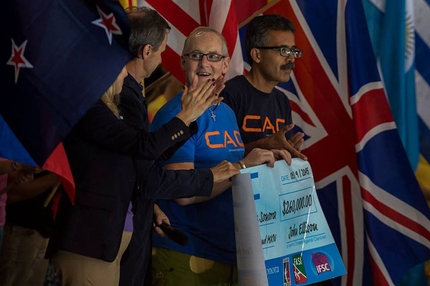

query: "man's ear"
(222, 57), (230, 75)
(250, 48), (261, 63)
(141, 44), (152, 60)
(180, 56), (186, 71)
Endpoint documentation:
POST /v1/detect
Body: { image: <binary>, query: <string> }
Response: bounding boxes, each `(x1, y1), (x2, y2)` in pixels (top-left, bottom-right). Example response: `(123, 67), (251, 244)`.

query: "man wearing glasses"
(222, 14), (333, 286)
(222, 14), (307, 159)
(150, 26), (291, 286)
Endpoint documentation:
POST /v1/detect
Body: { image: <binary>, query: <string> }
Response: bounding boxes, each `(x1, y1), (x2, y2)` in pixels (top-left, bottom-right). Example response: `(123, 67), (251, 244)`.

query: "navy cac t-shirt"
(222, 75), (293, 144)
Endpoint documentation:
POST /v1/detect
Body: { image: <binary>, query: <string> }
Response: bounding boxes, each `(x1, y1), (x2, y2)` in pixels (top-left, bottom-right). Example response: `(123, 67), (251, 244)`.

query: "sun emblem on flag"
(405, 3), (415, 71)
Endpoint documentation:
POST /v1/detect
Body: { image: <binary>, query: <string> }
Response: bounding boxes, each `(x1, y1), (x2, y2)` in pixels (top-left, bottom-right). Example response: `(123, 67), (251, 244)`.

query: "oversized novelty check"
(232, 159), (346, 286)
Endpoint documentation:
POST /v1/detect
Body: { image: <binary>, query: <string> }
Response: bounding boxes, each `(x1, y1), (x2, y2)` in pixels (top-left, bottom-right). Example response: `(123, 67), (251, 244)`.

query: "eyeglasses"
(255, 46), (303, 59)
(184, 52), (226, 62)
(124, 6), (150, 13)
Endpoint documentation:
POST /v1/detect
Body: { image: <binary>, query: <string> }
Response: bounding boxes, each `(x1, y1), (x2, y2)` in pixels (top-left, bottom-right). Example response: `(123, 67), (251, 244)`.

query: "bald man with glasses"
(150, 26), (291, 286)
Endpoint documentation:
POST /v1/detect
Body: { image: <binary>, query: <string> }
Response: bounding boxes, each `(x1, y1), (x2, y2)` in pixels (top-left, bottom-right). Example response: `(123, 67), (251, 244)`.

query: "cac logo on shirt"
(204, 130), (244, 149)
(242, 115), (285, 133)
(293, 253), (308, 284)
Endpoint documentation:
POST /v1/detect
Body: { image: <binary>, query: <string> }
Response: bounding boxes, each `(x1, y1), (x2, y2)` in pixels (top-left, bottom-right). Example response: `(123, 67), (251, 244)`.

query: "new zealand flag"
(1, 0), (132, 199)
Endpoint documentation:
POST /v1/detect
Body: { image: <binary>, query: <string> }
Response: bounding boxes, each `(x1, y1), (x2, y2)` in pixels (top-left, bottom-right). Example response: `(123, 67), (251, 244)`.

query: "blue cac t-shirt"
(150, 91), (244, 264)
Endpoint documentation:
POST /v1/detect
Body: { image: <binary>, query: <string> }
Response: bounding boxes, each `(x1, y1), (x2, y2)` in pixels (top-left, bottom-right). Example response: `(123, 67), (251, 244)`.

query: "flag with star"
(1, 0), (132, 201)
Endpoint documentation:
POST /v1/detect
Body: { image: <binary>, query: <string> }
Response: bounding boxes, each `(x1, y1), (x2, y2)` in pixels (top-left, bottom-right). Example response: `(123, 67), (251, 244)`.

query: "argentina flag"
(363, 0), (419, 171)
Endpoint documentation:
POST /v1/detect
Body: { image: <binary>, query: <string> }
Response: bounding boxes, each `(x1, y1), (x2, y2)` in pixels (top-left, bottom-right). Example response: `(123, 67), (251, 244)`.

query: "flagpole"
(239, 0), (281, 28)
(43, 182), (60, 208)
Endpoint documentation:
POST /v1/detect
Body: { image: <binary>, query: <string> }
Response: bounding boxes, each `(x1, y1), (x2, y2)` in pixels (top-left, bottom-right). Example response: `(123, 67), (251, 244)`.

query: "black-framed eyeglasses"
(184, 52), (226, 62)
(255, 46), (303, 59)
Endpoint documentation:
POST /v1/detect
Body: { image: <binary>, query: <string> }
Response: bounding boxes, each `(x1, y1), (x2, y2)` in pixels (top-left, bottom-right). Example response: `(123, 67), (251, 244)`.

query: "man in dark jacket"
(118, 6), (235, 286)
(46, 6), (237, 286)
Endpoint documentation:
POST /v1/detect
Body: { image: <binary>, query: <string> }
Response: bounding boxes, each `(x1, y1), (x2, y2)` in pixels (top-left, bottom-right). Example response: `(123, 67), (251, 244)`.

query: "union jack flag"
(261, 1), (430, 285)
(136, 0), (430, 285)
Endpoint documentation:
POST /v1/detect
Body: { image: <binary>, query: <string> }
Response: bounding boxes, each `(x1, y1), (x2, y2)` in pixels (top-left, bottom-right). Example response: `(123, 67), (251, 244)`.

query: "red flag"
(42, 143), (75, 204)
